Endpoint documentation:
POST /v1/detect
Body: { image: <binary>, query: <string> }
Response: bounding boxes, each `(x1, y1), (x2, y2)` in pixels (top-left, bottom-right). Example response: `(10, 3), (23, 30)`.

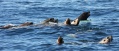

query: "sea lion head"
(78, 11), (90, 20)
(48, 18), (55, 22)
(20, 22), (33, 26)
(71, 18), (80, 26)
(86, 11), (90, 16)
(99, 36), (113, 44)
(44, 18), (58, 24)
(57, 36), (64, 45)
(64, 18), (71, 25)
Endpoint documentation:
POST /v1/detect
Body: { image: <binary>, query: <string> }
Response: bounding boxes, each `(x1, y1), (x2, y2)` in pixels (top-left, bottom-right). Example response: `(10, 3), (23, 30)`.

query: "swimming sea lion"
(0, 24), (15, 29)
(0, 22), (33, 29)
(99, 36), (113, 44)
(78, 11), (90, 20)
(19, 22), (33, 26)
(42, 18), (58, 24)
(57, 36), (64, 45)
(64, 18), (80, 26)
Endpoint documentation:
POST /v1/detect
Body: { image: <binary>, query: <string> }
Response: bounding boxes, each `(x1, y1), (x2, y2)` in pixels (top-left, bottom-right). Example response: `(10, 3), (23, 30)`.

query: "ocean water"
(0, 0), (119, 51)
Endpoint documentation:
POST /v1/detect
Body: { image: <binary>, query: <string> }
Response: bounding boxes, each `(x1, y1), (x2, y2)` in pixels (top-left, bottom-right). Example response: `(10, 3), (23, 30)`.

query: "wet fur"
(64, 12), (90, 26)
(42, 18), (58, 25)
(20, 22), (33, 26)
(99, 36), (113, 44)
(57, 36), (64, 45)
(78, 11), (90, 20)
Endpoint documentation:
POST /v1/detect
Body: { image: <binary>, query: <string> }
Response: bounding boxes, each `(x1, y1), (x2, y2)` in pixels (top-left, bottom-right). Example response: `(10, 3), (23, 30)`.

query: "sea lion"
(19, 22), (33, 26)
(64, 18), (80, 26)
(64, 11), (90, 26)
(0, 24), (15, 29)
(78, 11), (90, 20)
(99, 36), (113, 44)
(57, 36), (64, 45)
(42, 18), (58, 24)
(0, 22), (33, 29)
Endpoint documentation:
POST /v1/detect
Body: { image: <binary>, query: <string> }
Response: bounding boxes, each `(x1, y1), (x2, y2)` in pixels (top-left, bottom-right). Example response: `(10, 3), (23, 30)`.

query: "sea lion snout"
(84, 11), (90, 16)
(57, 36), (64, 45)
(87, 11), (90, 16)
(78, 11), (90, 20)
(106, 36), (113, 42)
(99, 36), (113, 44)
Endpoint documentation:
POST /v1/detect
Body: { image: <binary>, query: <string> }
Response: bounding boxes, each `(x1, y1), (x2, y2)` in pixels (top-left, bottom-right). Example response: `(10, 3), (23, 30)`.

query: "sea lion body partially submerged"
(99, 36), (113, 44)
(64, 18), (80, 26)
(64, 12), (90, 26)
(19, 22), (33, 26)
(42, 18), (58, 25)
(57, 36), (64, 45)
(0, 24), (15, 29)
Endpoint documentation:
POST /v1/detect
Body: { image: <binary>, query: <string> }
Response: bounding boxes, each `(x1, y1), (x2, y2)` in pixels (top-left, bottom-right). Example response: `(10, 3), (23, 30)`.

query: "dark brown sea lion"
(99, 36), (113, 44)
(19, 22), (33, 26)
(78, 11), (90, 20)
(57, 36), (64, 45)
(42, 18), (58, 24)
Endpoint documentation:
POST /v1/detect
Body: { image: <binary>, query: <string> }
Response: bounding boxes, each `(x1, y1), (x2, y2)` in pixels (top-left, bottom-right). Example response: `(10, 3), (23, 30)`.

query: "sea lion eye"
(104, 40), (105, 41)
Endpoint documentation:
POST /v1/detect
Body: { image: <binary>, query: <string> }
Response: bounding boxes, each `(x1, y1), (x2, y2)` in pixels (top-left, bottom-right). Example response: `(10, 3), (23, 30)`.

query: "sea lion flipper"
(71, 18), (80, 26)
